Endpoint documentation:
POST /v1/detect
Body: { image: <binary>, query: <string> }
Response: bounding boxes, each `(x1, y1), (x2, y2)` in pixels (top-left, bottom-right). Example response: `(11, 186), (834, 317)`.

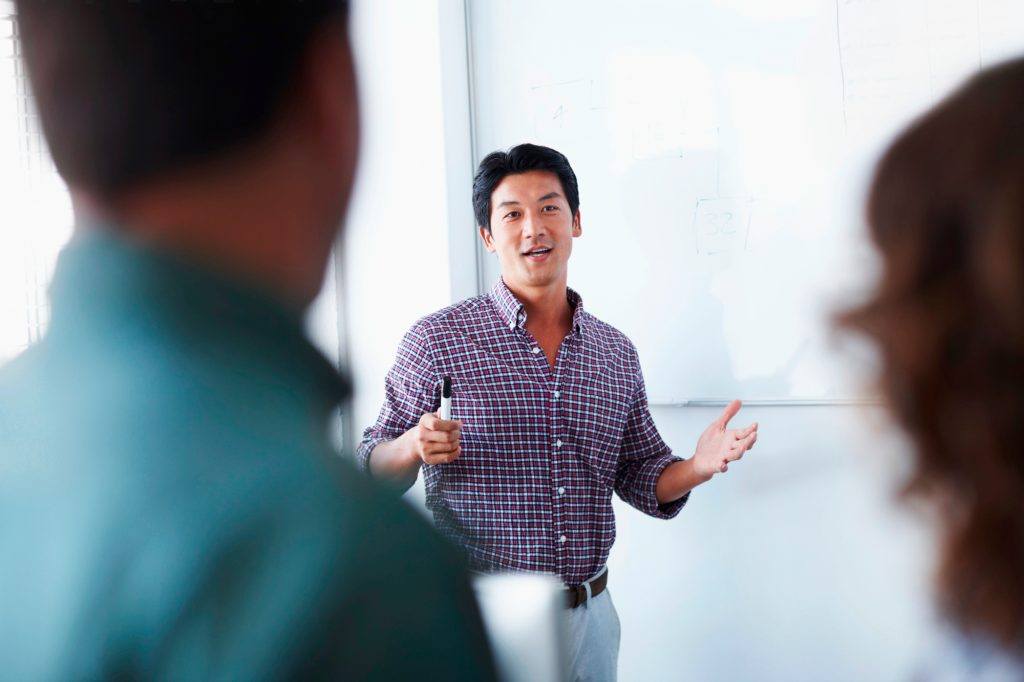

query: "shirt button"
(532, 347), (541, 354)
(559, 535), (567, 544)
(558, 486), (565, 495)
(553, 390), (560, 399)
(555, 439), (562, 448)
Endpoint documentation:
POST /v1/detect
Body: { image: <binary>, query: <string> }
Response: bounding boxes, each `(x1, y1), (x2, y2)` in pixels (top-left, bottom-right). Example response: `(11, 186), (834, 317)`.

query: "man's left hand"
(692, 399), (758, 479)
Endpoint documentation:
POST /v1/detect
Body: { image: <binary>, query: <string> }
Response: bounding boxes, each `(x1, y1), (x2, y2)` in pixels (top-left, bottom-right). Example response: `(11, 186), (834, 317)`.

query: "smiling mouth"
(522, 247), (553, 258)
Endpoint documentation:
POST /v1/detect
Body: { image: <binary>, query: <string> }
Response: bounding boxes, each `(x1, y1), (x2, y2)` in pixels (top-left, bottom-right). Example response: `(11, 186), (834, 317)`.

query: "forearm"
(655, 458), (712, 504)
(367, 432), (421, 488)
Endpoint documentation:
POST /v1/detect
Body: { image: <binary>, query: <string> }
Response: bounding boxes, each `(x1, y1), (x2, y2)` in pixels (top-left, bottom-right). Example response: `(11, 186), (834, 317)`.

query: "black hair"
(472, 143), (580, 232)
(14, 0), (348, 198)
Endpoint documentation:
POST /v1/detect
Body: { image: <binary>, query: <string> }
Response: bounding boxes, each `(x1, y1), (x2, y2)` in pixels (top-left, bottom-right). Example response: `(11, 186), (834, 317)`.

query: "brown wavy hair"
(837, 57), (1024, 653)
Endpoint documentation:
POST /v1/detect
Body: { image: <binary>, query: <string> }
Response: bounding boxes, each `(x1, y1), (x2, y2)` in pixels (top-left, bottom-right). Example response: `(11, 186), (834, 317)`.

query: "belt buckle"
(569, 580), (593, 609)
(567, 584), (582, 609)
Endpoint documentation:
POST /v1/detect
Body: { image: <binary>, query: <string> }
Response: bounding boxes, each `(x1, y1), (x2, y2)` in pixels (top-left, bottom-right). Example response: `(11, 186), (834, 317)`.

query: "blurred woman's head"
(838, 56), (1024, 653)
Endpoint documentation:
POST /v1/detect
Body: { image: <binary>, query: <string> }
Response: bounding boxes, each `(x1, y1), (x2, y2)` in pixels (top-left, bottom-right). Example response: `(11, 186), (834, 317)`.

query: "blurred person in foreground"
(837, 56), (1024, 679)
(0, 1), (494, 679)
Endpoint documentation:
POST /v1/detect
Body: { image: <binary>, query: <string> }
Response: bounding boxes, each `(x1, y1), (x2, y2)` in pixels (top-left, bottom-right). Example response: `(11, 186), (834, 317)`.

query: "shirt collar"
(568, 287), (586, 336)
(488, 278), (586, 336)
(48, 223), (351, 407)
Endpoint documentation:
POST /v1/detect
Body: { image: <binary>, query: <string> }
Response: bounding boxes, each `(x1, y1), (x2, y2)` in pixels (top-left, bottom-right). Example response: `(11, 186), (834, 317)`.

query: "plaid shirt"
(357, 279), (687, 587)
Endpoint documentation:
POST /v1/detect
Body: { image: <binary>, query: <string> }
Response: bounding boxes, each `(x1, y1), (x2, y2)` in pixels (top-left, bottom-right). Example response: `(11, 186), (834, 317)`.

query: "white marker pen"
(439, 376), (453, 420)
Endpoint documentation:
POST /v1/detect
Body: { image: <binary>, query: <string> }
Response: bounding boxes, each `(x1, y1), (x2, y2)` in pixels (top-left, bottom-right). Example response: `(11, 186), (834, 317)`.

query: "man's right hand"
(403, 412), (462, 465)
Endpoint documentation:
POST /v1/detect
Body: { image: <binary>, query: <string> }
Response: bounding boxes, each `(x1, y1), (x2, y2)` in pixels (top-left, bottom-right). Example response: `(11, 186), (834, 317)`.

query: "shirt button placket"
(551, 380), (568, 562)
(549, 356), (568, 571)
(553, 425), (566, 558)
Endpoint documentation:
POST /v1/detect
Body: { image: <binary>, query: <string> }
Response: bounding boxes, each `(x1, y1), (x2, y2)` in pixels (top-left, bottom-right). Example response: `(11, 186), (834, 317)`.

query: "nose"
(522, 209), (546, 241)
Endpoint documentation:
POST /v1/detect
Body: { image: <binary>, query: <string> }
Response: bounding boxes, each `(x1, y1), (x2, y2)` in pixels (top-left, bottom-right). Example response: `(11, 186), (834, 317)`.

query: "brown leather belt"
(565, 568), (608, 609)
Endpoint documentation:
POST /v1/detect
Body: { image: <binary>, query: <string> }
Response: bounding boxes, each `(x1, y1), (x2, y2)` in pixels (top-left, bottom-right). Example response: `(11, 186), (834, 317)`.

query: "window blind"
(0, 0), (73, 364)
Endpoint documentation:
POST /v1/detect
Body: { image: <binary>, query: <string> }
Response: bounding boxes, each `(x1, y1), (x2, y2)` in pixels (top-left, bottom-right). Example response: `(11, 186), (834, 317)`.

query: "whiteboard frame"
(653, 398), (879, 407)
(437, 0), (482, 304)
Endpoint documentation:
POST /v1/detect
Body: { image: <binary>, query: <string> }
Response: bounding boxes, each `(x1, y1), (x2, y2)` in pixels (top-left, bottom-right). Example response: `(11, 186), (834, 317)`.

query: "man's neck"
(74, 142), (334, 310)
(504, 278), (572, 330)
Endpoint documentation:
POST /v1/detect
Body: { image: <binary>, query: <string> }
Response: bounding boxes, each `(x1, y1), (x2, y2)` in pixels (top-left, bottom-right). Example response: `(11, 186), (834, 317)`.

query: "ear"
(479, 225), (496, 253)
(572, 209), (582, 237)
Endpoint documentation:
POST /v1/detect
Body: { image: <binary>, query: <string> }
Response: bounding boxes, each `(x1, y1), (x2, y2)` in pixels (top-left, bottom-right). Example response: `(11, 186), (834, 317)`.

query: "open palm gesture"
(692, 400), (758, 479)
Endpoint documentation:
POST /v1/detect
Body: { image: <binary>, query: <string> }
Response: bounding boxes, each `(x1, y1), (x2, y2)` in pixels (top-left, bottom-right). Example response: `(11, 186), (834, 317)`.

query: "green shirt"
(0, 226), (495, 680)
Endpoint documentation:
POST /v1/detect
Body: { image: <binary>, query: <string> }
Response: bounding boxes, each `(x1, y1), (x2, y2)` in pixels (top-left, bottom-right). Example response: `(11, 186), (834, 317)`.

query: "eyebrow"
(495, 192), (563, 210)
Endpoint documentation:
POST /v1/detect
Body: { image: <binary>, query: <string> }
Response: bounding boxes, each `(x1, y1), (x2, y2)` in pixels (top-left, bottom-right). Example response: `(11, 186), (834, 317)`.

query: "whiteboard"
(468, 0), (1024, 403)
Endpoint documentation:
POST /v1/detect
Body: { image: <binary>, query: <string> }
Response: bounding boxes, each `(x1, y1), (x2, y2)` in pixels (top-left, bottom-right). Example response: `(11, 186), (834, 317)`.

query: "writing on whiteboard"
(694, 197), (754, 255)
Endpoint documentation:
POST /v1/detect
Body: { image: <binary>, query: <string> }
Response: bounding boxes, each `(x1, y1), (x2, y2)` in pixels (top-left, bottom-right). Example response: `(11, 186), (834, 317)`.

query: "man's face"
(480, 170), (581, 293)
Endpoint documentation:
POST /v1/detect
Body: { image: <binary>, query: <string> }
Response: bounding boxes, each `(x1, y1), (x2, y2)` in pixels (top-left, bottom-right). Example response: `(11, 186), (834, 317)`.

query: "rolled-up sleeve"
(355, 322), (440, 483)
(614, 349), (687, 519)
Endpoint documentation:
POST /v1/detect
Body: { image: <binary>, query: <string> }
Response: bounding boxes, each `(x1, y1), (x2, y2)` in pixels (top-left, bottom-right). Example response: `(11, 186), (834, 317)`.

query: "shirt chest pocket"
(560, 382), (631, 487)
(450, 382), (541, 461)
